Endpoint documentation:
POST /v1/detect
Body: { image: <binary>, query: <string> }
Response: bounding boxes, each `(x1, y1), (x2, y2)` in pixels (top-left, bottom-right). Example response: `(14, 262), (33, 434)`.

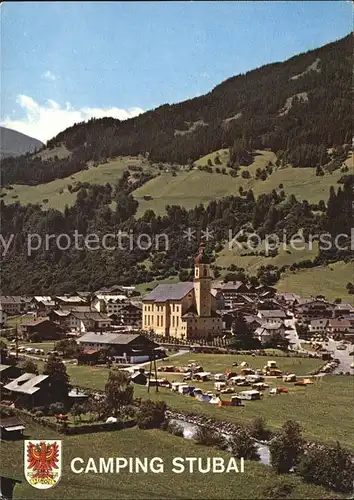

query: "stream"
(170, 418), (271, 466)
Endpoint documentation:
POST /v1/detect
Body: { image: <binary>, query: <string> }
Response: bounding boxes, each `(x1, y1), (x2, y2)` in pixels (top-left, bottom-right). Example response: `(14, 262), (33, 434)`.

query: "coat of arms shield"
(24, 440), (62, 489)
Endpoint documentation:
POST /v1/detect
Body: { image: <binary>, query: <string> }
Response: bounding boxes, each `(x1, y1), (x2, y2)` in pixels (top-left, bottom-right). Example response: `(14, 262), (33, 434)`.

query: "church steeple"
(194, 240), (212, 316)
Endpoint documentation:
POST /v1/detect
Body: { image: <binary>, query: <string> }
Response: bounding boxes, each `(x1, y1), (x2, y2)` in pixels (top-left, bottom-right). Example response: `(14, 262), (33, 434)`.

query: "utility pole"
(15, 323), (19, 361)
(147, 350), (158, 393)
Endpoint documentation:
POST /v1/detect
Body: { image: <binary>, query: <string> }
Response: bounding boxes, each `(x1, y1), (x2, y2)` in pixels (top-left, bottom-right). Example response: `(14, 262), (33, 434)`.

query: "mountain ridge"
(0, 126), (44, 158)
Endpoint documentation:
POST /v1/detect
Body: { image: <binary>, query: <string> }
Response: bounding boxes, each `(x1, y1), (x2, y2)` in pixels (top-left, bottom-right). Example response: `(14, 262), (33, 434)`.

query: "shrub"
(35, 410), (44, 418)
(137, 400), (166, 429)
(48, 402), (65, 416)
(297, 442), (354, 493)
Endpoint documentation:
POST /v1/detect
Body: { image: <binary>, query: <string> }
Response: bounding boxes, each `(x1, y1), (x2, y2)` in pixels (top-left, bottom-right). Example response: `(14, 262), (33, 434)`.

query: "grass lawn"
(0, 421), (342, 499)
(276, 261), (354, 303)
(152, 352), (323, 375)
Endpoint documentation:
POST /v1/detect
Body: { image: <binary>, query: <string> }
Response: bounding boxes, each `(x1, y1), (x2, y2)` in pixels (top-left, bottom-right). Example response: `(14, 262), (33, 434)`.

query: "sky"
(1, 1), (352, 143)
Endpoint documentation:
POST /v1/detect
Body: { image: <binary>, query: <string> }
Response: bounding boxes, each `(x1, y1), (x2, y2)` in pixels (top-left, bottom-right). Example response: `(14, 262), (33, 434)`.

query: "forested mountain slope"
(1, 34), (352, 186)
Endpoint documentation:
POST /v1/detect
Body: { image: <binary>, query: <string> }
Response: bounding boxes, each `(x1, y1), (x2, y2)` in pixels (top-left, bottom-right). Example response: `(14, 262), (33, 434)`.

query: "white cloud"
(42, 70), (57, 81)
(1, 95), (144, 143)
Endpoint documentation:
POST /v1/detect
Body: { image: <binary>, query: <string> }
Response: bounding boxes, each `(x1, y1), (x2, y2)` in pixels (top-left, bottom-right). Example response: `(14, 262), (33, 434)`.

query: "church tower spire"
(194, 240), (212, 316)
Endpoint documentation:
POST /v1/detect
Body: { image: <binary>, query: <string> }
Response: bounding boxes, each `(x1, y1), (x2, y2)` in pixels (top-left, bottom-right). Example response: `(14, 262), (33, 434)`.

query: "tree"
(264, 331), (290, 351)
(241, 170), (250, 179)
(43, 355), (70, 402)
(270, 420), (304, 473)
(297, 442), (354, 492)
(21, 360), (39, 374)
(104, 370), (134, 417)
(346, 282), (354, 295)
(136, 400), (166, 429)
(55, 339), (80, 358)
(229, 428), (260, 460)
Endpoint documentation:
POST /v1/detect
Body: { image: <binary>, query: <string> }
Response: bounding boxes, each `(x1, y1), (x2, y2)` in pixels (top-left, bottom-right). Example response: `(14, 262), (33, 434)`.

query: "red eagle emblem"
(26, 441), (60, 479)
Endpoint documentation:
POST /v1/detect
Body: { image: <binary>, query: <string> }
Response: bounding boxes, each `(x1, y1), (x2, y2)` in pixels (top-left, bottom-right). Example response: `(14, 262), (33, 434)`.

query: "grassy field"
(133, 149), (353, 217)
(30, 352), (354, 449)
(135, 275), (180, 295)
(276, 261), (354, 303)
(216, 240), (319, 274)
(35, 143), (71, 161)
(0, 421), (342, 499)
(0, 156), (155, 212)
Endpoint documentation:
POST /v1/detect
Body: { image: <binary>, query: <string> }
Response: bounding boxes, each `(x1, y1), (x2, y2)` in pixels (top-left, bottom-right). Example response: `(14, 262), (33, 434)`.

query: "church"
(142, 243), (222, 340)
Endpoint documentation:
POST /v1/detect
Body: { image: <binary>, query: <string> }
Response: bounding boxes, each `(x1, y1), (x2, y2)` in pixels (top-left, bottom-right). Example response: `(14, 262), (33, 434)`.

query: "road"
(324, 339), (353, 373)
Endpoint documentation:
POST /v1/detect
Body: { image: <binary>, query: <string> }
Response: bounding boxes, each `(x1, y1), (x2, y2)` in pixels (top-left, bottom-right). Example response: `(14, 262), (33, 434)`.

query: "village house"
(20, 318), (64, 341)
(3, 373), (51, 408)
(254, 322), (286, 344)
(65, 311), (112, 333)
(108, 302), (142, 327)
(33, 296), (57, 316)
(276, 292), (301, 308)
(55, 295), (89, 310)
(76, 332), (158, 363)
(327, 318), (354, 337)
(309, 318), (329, 334)
(294, 299), (334, 321)
(0, 364), (22, 386)
(92, 294), (129, 314)
(333, 303), (354, 318)
(257, 309), (288, 323)
(142, 243), (222, 340)
(0, 296), (32, 316)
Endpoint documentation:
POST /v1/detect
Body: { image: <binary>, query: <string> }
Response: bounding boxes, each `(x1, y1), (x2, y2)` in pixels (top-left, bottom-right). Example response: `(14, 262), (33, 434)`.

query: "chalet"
(294, 299), (334, 321)
(49, 310), (71, 328)
(55, 295), (88, 310)
(92, 295), (129, 315)
(77, 332), (158, 362)
(33, 296), (56, 315)
(66, 312), (112, 333)
(244, 314), (263, 331)
(333, 303), (354, 318)
(309, 318), (329, 334)
(254, 322), (286, 344)
(257, 309), (287, 323)
(3, 373), (50, 408)
(327, 319), (354, 336)
(0, 296), (32, 315)
(215, 282), (252, 309)
(276, 292), (301, 307)
(20, 318), (63, 341)
(109, 302), (142, 327)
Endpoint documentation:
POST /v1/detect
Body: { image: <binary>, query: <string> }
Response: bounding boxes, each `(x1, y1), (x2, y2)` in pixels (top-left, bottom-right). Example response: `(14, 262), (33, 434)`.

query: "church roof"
(143, 282), (194, 302)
